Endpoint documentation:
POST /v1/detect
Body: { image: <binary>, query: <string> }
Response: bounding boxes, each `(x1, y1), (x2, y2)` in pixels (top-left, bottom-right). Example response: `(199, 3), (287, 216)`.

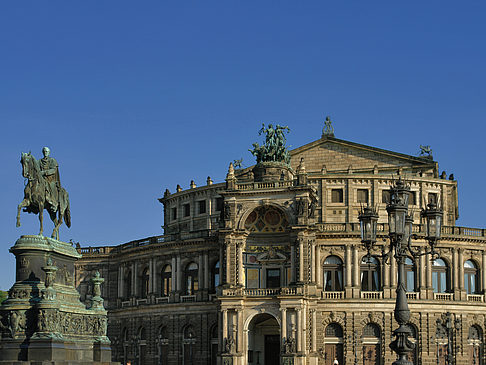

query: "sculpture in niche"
(283, 336), (296, 353)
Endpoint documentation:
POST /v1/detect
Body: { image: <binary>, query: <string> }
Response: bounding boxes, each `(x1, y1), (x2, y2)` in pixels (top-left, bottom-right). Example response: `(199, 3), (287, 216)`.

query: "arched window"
(124, 270), (132, 299)
(405, 257), (417, 292)
(185, 263), (199, 295)
(432, 258), (449, 293)
(141, 268), (150, 298)
(324, 323), (344, 365)
(139, 326), (146, 340)
(161, 264), (172, 296)
(183, 325), (196, 365)
(210, 261), (220, 294)
(137, 327), (147, 364)
(363, 323), (381, 338)
(323, 256), (343, 291)
(362, 323), (382, 365)
(469, 325), (482, 341)
(361, 257), (381, 291)
(157, 326), (169, 365)
(325, 322), (344, 338)
(465, 260), (479, 294)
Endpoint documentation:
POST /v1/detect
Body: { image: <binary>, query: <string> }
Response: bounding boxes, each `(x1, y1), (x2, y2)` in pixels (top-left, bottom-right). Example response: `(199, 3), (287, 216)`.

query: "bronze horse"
(16, 152), (71, 240)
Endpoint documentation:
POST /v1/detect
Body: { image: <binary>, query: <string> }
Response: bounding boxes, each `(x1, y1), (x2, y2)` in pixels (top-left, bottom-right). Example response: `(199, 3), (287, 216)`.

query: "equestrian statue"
(16, 147), (71, 240)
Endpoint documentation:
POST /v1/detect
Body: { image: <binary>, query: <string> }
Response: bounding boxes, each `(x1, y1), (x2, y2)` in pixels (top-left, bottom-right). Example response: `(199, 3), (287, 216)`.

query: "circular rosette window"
(244, 206), (288, 233)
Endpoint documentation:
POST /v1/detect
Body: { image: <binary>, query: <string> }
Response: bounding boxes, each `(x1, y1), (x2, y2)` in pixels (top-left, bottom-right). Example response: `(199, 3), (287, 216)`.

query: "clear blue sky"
(1, 1), (485, 290)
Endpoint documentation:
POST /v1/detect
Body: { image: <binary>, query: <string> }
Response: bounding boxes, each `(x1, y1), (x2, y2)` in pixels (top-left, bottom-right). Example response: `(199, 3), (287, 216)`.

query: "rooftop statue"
(249, 123), (291, 165)
(419, 145), (433, 157)
(16, 147), (71, 240)
(322, 116), (335, 137)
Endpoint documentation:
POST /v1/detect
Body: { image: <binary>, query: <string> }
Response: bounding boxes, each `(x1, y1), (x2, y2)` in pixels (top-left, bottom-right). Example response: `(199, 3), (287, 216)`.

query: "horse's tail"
(64, 200), (71, 228)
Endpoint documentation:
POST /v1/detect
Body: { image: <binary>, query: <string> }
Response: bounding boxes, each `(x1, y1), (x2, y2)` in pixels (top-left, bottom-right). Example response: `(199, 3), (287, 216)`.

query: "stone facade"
(76, 131), (484, 365)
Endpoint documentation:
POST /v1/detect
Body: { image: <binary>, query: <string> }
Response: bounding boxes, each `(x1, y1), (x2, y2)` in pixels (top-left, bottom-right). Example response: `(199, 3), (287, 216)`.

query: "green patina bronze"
(16, 147), (71, 240)
(249, 123), (291, 165)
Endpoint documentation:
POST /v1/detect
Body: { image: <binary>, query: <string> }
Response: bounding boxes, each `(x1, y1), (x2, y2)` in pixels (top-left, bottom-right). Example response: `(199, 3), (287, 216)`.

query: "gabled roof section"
(290, 136), (438, 174)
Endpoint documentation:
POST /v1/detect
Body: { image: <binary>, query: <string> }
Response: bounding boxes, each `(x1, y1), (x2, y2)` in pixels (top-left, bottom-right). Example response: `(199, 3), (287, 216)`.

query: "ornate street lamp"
(358, 177), (443, 365)
(421, 201), (443, 256)
(358, 206), (378, 261)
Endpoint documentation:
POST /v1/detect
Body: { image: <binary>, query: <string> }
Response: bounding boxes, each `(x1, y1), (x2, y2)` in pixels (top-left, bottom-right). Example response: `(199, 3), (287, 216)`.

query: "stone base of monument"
(0, 235), (118, 365)
(252, 161), (294, 182)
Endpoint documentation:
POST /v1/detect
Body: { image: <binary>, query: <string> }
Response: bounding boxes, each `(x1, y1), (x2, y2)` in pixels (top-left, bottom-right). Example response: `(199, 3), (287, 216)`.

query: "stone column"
(296, 308), (302, 352)
(419, 249), (426, 297)
(301, 307), (306, 353)
(426, 252), (433, 299)
(176, 255), (182, 292)
(299, 239), (304, 282)
(312, 309), (317, 352)
(311, 241), (316, 283)
(390, 255), (396, 291)
(198, 253), (204, 289)
(281, 308), (287, 341)
(459, 249), (464, 289)
(238, 243), (244, 286)
(352, 245), (360, 297)
(149, 257), (154, 294)
(383, 256), (390, 298)
(118, 266), (123, 298)
(291, 244), (296, 283)
(226, 241), (231, 285)
(237, 309), (243, 352)
(222, 309), (228, 339)
(219, 245), (224, 284)
(482, 251), (486, 296)
(345, 244), (352, 287)
(171, 257), (176, 293)
(131, 262), (136, 297)
(204, 251), (209, 289)
(315, 244), (321, 286)
(459, 249), (464, 300)
(453, 248), (459, 292)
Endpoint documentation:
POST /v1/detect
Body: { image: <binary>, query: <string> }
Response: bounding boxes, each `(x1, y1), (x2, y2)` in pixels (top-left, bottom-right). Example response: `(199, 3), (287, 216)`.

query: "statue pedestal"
(0, 235), (118, 364)
(252, 162), (294, 182)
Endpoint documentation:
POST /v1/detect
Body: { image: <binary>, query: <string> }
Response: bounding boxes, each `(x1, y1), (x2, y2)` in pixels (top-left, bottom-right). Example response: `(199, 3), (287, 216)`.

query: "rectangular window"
(216, 197), (224, 211)
(183, 203), (190, 217)
(382, 190), (391, 204)
(171, 207), (177, 220)
(409, 191), (416, 205)
(266, 269), (281, 288)
(198, 200), (206, 214)
(331, 189), (344, 203)
(406, 271), (415, 292)
(357, 189), (369, 204)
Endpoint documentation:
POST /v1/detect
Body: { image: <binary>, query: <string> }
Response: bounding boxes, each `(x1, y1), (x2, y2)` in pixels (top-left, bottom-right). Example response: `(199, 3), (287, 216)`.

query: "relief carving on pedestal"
(37, 310), (107, 337)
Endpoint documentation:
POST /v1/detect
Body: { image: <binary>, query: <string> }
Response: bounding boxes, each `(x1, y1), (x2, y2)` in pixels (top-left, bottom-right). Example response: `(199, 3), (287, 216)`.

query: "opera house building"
(75, 122), (485, 365)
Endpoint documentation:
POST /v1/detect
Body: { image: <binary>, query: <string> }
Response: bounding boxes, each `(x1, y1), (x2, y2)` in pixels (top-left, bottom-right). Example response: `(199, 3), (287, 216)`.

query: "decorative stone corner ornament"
(41, 256), (58, 301)
(89, 271), (105, 310)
